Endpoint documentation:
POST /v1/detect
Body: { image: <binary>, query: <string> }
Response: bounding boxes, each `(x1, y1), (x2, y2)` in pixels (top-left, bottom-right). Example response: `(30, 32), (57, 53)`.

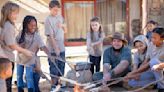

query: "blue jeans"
(33, 72), (40, 92)
(17, 64), (35, 90)
(128, 70), (155, 87)
(48, 52), (65, 86)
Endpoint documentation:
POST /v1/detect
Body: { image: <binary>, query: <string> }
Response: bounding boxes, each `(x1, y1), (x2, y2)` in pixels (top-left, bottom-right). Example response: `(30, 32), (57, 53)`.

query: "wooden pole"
(142, 0), (147, 35)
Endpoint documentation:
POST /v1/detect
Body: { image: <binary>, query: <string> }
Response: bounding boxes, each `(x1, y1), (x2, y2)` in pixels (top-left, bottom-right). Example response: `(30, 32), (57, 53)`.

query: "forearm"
(134, 62), (150, 74)
(132, 65), (137, 71)
(113, 60), (129, 75)
(9, 44), (27, 54)
(49, 35), (59, 51)
(62, 24), (67, 33)
(41, 46), (49, 55)
(92, 40), (102, 46)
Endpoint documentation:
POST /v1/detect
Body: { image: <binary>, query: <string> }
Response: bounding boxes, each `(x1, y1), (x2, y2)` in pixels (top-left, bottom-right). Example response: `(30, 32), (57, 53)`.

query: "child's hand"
(55, 47), (60, 56)
(152, 64), (162, 72)
(103, 72), (111, 82)
(24, 50), (33, 58)
(57, 22), (63, 29)
(58, 23), (62, 28)
(91, 43), (95, 47)
(124, 71), (138, 80)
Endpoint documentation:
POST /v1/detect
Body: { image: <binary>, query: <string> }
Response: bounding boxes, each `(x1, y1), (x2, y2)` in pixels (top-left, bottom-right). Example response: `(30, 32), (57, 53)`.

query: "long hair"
(18, 15), (37, 44)
(90, 16), (102, 41)
(0, 1), (19, 28)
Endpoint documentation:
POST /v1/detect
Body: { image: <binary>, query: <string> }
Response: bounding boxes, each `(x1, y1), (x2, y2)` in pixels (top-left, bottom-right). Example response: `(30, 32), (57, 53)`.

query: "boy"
(44, 0), (67, 91)
(0, 58), (12, 92)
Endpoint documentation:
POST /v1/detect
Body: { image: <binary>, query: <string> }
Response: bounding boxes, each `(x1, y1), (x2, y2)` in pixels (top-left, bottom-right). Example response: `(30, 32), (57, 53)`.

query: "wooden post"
(142, 0), (147, 35)
(126, 0), (130, 41)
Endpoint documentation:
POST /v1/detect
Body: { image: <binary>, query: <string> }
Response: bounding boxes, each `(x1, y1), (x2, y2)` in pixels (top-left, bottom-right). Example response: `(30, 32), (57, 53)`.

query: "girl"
(87, 16), (105, 74)
(0, 2), (32, 92)
(16, 15), (49, 92)
(145, 20), (158, 41)
(127, 35), (155, 88)
(126, 27), (164, 92)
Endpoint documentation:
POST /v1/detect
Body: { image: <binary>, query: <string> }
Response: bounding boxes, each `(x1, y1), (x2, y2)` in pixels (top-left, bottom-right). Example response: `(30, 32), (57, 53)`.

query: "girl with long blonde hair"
(0, 2), (32, 92)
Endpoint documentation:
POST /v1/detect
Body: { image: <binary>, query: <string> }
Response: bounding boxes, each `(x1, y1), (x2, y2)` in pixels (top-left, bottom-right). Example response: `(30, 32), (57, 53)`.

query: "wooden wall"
(64, 1), (94, 40)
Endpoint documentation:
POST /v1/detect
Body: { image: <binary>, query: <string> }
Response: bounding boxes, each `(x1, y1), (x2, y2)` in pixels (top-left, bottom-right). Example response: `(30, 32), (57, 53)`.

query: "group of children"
(0, 1), (66, 92)
(0, 0), (164, 92)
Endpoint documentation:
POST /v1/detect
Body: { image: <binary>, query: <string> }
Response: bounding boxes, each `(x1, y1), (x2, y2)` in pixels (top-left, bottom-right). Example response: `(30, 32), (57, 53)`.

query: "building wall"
(147, 0), (164, 27)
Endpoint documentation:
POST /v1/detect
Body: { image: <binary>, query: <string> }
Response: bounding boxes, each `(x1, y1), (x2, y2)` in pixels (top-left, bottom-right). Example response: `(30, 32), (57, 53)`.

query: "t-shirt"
(146, 31), (152, 41)
(86, 31), (105, 56)
(0, 21), (16, 61)
(133, 52), (146, 68)
(17, 32), (45, 65)
(103, 46), (132, 70)
(45, 14), (65, 53)
(146, 42), (164, 61)
(0, 78), (7, 92)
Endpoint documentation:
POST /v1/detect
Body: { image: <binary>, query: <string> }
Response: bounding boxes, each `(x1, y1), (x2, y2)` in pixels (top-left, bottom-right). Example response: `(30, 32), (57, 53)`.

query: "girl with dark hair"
(86, 16), (105, 74)
(16, 15), (49, 92)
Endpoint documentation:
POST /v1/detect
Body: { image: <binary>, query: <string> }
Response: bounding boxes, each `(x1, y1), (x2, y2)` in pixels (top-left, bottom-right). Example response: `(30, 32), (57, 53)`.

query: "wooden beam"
(142, 0), (147, 35)
(126, 0), (130, 41)
(94, 0), (96, 16)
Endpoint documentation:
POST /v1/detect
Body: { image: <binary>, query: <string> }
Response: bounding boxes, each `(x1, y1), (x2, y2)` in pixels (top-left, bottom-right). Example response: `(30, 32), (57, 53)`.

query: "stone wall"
(147, 0), (164, 27)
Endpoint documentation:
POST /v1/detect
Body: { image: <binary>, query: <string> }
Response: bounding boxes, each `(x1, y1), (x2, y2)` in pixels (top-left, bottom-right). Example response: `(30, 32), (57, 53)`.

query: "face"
(90, 21), (100, 32)
(134, 41), (147, 54)
(50, 6), (59, 16)
(5, 63), (12, 79)
(112, 39), (124, 49)
(27, 19), (37, 33)
(151, 33), (163, 46)
(8, 10), (19, 22)
(147, 23), (156, 31)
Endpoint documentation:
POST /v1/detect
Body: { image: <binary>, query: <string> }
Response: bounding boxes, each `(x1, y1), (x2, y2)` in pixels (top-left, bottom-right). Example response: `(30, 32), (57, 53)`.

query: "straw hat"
(106, 32), (128, 45)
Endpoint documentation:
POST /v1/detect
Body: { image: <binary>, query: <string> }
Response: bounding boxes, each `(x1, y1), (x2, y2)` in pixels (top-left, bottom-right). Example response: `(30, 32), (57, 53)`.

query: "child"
(145, 20), (158, 41)
(0, 2), (32, 92)
(127, 35), (155, 88)
(0, 58), (12, 92)
(44, 0), (67, 91)
(126, 27), (164, 92)
(86, 16), (105, 74)
(16, 15), (49, 92)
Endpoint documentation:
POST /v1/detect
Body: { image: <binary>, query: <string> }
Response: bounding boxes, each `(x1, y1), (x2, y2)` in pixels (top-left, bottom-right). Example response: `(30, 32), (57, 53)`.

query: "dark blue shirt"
(103, 46), (132, 70)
